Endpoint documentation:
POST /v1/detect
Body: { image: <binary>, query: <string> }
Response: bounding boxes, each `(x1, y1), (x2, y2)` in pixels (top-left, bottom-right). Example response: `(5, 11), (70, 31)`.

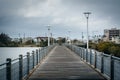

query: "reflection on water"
(0, 47), (40, 64)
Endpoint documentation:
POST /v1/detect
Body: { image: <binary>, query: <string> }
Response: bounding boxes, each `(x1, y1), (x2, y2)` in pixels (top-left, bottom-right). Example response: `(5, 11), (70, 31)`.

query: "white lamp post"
(68, 31), (71, 44)
(84, 12), (91, 50)
(47, 26), (50, 46)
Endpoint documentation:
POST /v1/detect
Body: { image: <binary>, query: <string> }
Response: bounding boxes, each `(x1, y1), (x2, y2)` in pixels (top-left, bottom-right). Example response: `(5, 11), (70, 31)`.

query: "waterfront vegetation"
(0, 33), (19, 47)
(77, 41), (120, 57)
(0, 33), (46, 47)
(0, 33), (120, 57)
(0, 33), (54, 47)
(89, 42), (120, 57)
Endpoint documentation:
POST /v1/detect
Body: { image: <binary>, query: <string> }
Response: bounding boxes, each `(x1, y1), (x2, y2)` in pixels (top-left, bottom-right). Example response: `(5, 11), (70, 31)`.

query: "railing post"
(47, 47), (48, 55)
(83, 49), (86, 60)
(86, 49), (88, 62)
(94, 51), (97, 68)
(42, 47), (44, 59)
(44, 47), (46, 58)
(83, 49), (84, 60)
(101, 53), (104, 73)
(79, 48), (81, 58)
(81, 48), (82, 58)
(36, 49), (39, 65)
(90, 49), (92, 64)
(78, 48), (80, 56)
(27, 52), (30, 74)
(32, 51), (35, 68)
(70, 45), (72, 50)
(19, 55), (23, 80)
(82, 48), (84, 60)
(110, 55), (114, 80)
(41, 48), (43, 60)
(6, 58), (12, 80)
(44, 47), (47, 57)
(39, 49), (41, 62)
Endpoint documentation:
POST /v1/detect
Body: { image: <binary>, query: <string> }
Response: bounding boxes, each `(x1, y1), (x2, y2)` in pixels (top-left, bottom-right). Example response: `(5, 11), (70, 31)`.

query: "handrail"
(65, 44), (120, 80)
(0, 61), (9, 66)
(0, 44), (55, 80)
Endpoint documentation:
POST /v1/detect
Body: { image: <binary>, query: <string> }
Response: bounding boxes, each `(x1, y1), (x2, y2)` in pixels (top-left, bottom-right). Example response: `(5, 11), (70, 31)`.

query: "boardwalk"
(28, 46), (106, 80)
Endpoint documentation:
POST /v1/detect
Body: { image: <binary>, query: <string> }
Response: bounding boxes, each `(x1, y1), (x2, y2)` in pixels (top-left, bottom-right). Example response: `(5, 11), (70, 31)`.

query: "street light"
(84, 12), (91, 50)
(47, 25), (50, 46)
(82, 32), (84, 43)
(68, 31), (71, 44)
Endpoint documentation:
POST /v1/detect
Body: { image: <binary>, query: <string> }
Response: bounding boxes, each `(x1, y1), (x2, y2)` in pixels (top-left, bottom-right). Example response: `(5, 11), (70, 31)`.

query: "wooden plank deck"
(28, 46), (106, 80)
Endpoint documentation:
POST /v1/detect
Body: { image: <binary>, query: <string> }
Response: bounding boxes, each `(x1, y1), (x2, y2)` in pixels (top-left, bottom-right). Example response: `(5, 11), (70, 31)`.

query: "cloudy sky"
(0, 0), (120, 39)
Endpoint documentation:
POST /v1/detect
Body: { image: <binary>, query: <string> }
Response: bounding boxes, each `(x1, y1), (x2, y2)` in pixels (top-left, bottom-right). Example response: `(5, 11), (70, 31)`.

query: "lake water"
(0, 47), (41, 64)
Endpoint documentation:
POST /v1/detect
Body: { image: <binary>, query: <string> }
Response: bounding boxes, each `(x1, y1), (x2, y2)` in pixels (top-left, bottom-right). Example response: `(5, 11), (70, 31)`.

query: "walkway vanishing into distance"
(28, 46), (106, 80)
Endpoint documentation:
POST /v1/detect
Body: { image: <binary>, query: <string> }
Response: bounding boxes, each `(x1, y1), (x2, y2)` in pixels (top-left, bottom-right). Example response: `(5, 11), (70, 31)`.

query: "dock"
(28, 46), (106, 80)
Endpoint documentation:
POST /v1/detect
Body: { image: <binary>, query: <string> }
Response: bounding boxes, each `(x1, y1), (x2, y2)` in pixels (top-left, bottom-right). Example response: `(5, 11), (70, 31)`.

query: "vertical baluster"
(94, 51), (97, 68)
(36, 50), (38, 65)
(101, 53), (104, 73)
(6, 58), (12, 80)
(39, 49), (41, 62)
(27, 52), (30, 74)
(32, 51), (35, 68)
(19, 55), (23, 80)
(110, 55), (114, 80)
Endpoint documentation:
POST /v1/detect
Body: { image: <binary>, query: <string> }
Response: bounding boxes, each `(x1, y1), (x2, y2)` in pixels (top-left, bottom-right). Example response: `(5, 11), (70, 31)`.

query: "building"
(12, 38), (20, 42)
(103, 28), (120, 41)
(112, 36), (120, 44)
(36, 37), (48, 42)
(22, 37), (33, 43)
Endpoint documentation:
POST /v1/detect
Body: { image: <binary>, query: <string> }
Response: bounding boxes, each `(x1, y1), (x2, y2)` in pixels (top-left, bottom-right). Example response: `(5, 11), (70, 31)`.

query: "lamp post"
(82, 32), (84, 43)
(84, 12), (91, 50)
(68, 31), (71, 44)
(47, 26), (50, 46)
(50, 33), (53, 45)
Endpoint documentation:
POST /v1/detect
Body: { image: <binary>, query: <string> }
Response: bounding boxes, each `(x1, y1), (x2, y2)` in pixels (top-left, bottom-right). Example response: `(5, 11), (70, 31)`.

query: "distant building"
(112, 36), (120, 44)
(36, 37), (48, 42)
(22, 37), (33, 43)
(35, 37), (48, 46)
(103, 28), (120, 41)
(12, 38), (20, 42)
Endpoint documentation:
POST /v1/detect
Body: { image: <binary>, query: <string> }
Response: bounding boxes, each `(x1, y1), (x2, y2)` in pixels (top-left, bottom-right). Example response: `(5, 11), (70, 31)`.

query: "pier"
(28, 46), (106, 80)
(0, 44), (120, 80)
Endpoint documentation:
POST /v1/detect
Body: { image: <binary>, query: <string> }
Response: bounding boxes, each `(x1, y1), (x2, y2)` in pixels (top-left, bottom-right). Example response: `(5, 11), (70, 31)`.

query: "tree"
(97, 42), (114, 54)
(0, 33), (11, 46)
(84, 41), (120, 57)
(39, 39), (48, 47)
(109, 46), (120, 57)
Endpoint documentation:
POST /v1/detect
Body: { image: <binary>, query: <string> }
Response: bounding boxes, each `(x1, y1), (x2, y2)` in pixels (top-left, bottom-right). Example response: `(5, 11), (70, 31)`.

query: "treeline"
(0, 33), (19, 47)
(78, 42), (120, 57)
(90, 42), (120, 57)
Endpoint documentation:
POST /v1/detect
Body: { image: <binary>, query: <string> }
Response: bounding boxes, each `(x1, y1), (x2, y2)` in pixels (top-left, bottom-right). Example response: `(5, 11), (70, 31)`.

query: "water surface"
(0, 47), (40, 64)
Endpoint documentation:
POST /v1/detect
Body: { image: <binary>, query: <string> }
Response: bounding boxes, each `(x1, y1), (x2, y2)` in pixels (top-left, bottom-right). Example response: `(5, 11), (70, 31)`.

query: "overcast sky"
(0, 0), (120, 39)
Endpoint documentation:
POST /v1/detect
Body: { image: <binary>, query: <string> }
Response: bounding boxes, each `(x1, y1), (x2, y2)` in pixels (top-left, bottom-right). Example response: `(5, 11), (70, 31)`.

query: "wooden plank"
(28, 46), (106, 80)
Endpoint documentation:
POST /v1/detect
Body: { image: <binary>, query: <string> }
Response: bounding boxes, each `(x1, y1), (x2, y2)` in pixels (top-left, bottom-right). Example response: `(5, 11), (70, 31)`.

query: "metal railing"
(0, 45), (55, 80)
(65, 44), (120, 80)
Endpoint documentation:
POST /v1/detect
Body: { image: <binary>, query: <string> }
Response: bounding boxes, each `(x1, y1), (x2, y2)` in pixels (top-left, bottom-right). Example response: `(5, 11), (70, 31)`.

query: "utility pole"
(84, 12), (91, 50)
(47, 26), (50, 46)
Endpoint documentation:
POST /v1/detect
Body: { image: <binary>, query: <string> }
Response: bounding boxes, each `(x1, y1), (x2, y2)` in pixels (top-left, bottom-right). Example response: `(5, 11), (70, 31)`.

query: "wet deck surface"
(28, 46), (106, 80)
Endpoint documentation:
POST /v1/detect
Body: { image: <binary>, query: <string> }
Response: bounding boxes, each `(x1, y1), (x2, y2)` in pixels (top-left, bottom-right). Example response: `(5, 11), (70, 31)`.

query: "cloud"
(0, 0), (120, 39)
